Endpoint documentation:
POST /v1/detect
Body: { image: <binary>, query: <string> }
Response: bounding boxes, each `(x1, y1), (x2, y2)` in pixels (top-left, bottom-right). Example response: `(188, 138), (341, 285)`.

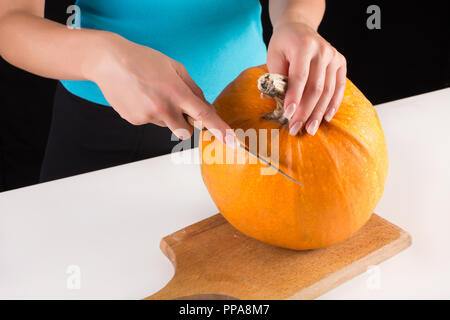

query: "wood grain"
(146, 213), (411, 300)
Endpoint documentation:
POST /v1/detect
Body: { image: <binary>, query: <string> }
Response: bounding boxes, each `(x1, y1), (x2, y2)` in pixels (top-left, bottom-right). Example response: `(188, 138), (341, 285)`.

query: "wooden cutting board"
(146, 213), (411, 300)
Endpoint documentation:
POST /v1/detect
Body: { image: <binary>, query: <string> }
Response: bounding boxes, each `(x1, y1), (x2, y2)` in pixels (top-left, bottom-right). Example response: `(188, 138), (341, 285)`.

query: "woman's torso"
(61, 0), (267, 105)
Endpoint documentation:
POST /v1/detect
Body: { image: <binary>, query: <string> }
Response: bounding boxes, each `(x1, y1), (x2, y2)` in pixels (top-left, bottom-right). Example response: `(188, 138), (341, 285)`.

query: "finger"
(283, 54), (312, 121)
(289, 55), (329, 136)
(140, 93), (191, 135)
(179, 90), (235, 147)
(164, 111), (194, 140)
(324, 61), (347, 122)
(266, 47), (289, 76)
(173, 62), (207, 102)
(118, 97), (166, 127)
(304, 63), (337, 135)
(150, 118), (166, 127)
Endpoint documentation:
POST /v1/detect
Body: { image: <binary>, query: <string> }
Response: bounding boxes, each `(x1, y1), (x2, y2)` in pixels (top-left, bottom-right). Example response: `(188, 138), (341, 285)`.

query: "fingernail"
(289, 122), (302, 136)
(324, 108), (336, 122)
(306, 120), (319, 136)
(283, 103), (296, 120)
(225, 133), (238, 149)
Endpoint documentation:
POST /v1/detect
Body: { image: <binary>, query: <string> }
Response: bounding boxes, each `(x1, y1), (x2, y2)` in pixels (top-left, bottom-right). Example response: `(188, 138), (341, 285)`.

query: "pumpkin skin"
(199, 65), (388, 250)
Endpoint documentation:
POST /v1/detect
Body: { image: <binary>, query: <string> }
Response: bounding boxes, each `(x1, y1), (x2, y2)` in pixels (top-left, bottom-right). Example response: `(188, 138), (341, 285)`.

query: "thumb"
(173, 62), (207, 102)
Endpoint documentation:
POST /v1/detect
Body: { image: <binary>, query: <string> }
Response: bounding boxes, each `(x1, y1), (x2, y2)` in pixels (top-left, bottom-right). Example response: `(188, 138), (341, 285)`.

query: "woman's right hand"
(88, 33), (234, 143)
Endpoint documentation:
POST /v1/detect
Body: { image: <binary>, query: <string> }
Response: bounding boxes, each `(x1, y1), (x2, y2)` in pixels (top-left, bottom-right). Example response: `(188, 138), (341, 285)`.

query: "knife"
(184, 114), (303, 186)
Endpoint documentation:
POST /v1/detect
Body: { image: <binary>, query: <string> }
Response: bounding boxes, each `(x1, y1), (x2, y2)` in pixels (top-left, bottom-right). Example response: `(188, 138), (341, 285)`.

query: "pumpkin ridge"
(314, 129), (354, 235)
(328, 121), (372, 164)
(324, 121), (383, 233)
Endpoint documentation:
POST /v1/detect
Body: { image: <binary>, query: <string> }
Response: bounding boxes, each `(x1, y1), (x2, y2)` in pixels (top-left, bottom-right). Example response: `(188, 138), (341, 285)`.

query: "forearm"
(269, 0), (325, 30)
(0, 11), (113, 81)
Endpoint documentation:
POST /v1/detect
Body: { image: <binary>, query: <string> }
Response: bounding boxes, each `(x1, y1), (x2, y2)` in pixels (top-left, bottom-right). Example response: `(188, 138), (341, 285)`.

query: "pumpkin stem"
(257, 73), (289, 125)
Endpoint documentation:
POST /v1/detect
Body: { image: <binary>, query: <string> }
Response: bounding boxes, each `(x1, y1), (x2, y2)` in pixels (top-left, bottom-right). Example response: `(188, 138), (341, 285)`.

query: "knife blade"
(184, 114), (303, 186)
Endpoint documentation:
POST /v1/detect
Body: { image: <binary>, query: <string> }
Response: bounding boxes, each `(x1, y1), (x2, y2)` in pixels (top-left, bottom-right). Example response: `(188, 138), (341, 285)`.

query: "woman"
(0, 0), (346, 182)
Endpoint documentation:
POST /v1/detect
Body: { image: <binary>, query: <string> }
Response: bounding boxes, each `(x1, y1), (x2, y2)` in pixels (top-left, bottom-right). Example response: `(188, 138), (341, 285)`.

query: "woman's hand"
(267, 21), (347, 136)
(88, 33), (234, 143)
(0, 3), (233, 144)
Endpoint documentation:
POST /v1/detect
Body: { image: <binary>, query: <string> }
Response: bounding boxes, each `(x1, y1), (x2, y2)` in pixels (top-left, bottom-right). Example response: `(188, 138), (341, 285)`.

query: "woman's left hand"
(267, 21), (347, 136)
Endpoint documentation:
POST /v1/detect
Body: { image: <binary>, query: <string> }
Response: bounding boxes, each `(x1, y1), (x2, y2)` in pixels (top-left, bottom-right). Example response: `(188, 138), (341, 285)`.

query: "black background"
(1, 0), (449, 191)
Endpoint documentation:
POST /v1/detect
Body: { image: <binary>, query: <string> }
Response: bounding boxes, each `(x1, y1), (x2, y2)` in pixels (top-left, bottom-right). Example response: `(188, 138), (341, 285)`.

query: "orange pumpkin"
(199, 65), (388, 250)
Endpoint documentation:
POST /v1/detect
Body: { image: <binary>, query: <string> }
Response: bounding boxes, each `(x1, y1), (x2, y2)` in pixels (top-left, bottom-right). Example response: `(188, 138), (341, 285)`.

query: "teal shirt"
(61, 0), (267, 105)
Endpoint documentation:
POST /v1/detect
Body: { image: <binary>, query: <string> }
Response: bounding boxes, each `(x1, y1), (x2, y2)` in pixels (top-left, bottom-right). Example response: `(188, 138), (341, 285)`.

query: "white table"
(1, 88), (449, 299)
